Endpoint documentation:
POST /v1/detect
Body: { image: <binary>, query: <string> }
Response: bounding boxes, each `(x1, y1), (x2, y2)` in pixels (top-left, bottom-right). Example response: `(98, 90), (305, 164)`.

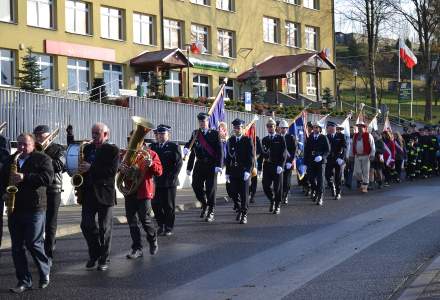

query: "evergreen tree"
(245, 69), (266, 103)
(90, 78), (108, 102)
(16, 48), (45, 92)
(148, 71), (166, 97)
(322, 87), (334, 107)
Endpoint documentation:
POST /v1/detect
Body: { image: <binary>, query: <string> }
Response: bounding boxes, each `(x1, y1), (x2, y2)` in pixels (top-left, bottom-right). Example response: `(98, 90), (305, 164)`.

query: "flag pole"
(410, 66), (413, 119)
(398, 39), (401, 124)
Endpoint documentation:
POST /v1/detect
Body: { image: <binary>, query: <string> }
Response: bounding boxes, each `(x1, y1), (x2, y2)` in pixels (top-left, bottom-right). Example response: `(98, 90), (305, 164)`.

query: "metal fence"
(1, 87), (325, 148)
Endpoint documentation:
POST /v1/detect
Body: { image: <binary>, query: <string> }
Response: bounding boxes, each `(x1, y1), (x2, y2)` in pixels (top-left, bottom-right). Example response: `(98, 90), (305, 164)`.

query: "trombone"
(35, 128), (60, 151)
(0, 122), (6, 134)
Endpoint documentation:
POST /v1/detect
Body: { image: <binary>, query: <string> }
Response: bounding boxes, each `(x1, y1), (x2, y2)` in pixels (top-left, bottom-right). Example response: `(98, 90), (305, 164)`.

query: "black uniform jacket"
(304, 134), (330, 166)
(326, 132), (347, 162)
(225, 135), (254, 179)
(150, 141), (183, 188)
(284, 134), (297, 164)
(257, 134), (287, 170)
(45, 143), (66, 193)
(186, 129), (223, 171)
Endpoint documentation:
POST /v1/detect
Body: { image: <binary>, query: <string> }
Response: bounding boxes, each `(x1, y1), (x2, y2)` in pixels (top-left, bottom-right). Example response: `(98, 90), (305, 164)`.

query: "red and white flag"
(382, 114), (393, 133)
(399, 39), (417, 69)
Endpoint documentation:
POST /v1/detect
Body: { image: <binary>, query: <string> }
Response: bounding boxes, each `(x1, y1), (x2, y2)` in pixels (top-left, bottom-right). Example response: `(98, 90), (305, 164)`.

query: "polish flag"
(399, 39), (417, 69)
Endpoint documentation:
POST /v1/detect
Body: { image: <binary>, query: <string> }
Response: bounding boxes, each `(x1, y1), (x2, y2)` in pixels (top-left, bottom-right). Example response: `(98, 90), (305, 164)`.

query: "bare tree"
(341, 0), (391, 109)
(386, 0), (440, 121)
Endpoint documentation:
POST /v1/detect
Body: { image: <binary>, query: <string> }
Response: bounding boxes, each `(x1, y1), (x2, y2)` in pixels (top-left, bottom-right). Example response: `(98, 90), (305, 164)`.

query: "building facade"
(0, 0), (335, 100)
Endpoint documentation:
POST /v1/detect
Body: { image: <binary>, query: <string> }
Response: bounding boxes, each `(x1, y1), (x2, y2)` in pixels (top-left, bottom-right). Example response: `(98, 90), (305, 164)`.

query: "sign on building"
(244, 92), (252, 111)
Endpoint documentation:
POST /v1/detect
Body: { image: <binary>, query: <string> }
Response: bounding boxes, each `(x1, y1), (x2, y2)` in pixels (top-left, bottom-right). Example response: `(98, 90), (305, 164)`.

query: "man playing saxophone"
(33, 125), (66, 260)
(1, 133), (54, 293)
(79, 123), (119, 271)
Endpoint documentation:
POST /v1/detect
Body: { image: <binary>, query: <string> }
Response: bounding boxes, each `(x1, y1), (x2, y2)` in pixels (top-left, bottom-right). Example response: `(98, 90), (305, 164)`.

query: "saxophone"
(72, 141), (89, 205)
(5, 151), (22, 215)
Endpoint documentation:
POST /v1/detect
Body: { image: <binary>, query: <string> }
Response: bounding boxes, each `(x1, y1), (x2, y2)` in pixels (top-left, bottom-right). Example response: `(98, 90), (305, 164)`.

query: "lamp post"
(353, 69), (358, 113)
(184, 43), (191, 98)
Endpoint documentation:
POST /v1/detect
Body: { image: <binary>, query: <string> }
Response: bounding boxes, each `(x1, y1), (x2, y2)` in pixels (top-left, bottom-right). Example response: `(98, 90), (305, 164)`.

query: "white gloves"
(336, 158), (345, 166)
(186, 170), (192, 176)
(183, 147), (190, 156)
(276, 166), (283, 174)
(314, 156), (323, 163)
(285, 162), (292, 170)
(243, 172), (251, 181)
(225, 174), (230, 183)
(379, 154), (384, 162)
(215, 167), (222, 174)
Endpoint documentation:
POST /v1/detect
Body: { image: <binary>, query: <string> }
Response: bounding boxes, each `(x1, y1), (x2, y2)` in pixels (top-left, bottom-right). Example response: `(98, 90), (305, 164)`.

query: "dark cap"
(155, 124), (171, 133)
(306, 121), (313, 128)
(33, 125), (50, 134)
(232, 118), (245, 126)
(197, 112), (209, 121)
(327, 121), (337, 127)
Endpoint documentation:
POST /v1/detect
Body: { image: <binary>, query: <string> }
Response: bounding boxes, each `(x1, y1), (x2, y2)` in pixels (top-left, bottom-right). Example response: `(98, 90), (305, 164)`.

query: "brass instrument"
(71, 140), (91, 205)
(35, 128), (60, 151)
(5, 151), (22, 215)
(116, 116), (154, 196)
(0, 122), (6, 134)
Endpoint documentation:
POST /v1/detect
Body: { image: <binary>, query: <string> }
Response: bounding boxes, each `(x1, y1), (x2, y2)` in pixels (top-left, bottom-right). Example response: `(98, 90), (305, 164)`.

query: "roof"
(237, 52), (336, 81)
(130, 48), (193, 71)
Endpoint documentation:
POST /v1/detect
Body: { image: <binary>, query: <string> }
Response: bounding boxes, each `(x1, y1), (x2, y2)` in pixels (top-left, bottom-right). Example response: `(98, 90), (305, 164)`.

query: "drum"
(66, 143), (80, 176)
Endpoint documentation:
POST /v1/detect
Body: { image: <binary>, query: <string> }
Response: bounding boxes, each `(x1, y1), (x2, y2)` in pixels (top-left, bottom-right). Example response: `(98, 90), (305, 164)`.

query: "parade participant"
(300, 121), (314, 196)
(258, 118), (287, 214)
(66, 124), (74, 145)
(350, 121), (375, 193)
(33, 125), (66, 260)
(393, 132), (406, 183)
(419, 126), (431, 178)
(79, 123), (119, 271)
(278, 120), (297, 204)
(249, 136), (262, 204)
(325, 121), (347, 200)
(184, 113), (223, 222)
(150, 125), (182, 237)
(406, 136), (418, 180)
(2, 133), (54, 293)
(382, 130), (396, 186)
(370, 131), (385, 189)
(225, 119), (254, 224)
(304, 121), (330, 206)
(428, 127), (439, 176)
(218, 122), (234, 209)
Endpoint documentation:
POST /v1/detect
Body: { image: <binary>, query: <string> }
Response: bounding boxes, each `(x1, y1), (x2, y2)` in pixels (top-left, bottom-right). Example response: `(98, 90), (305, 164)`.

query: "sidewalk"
(1, 183), (264, 250)
(398, 254), (440, 300)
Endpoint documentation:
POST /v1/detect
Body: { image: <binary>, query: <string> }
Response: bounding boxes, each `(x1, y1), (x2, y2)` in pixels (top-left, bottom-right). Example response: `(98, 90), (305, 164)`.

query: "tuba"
(35, 128), (60, 151)
(116, 116), (154, 196)
(5, 151), (22, 215)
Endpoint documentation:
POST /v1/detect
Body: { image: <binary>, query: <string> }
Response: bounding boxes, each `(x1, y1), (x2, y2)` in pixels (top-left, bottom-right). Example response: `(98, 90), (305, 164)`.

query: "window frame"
(193, 74), (210, 98)
(133, 12), (155, 46)
(27, 0), (55, 29)
(285, 21), (300, 48)
(263, 16), (279, 44)
(100, 6), (124, 41)
(0, 49), (15, 86)
(191, 23), (210, 54)
(190, 0), (210, 6)
(33, 53), (54, 90)
(65, 0), (91, 35)
(67, 58), (90, 93)
(217, 29), (235, 58)
(165, 70), (181, 97)
(103, 63), (124, 96)
(216, 0), (234, 11)
(0, 0), (16, 23)
(163, 18), (182, 49)
(305, 25), (318, 51)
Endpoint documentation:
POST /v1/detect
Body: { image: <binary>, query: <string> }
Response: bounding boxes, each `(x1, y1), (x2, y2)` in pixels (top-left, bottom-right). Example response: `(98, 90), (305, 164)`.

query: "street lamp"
(184, 43), (192, 98)
(353, 69), (358, 113)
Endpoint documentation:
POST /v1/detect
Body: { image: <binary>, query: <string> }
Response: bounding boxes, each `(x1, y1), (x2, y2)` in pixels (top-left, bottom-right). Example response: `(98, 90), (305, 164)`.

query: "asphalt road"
(1, 178), (440, 300)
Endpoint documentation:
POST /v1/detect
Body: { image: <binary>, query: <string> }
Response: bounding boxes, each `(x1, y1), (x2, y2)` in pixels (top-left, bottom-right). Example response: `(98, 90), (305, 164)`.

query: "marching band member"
(184, 113), (223, 222)
(325, 121), (347, 200)
(278, 120), (296, 204)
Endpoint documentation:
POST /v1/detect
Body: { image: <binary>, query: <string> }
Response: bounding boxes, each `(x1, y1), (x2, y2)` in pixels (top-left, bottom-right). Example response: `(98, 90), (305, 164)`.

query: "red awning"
(237, 52), (335, 81)
(130, 48), (193, 71)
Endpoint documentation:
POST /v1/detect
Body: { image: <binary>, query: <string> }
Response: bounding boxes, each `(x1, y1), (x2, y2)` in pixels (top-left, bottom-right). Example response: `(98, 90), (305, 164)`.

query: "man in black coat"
(278, 120), (297, 204)
(304, 121), (330, 206)
(33, 125), (66, 259)
(2, 133), (54, 293)
(151, 125), (183, 236)
(225, 119), (254, 224)
(79, 123), (119, 271)
(184, 112), (223, 222)
(325, 121), (347, 200)
(258, 118), (287, 214)
(0, 129), (10, 250)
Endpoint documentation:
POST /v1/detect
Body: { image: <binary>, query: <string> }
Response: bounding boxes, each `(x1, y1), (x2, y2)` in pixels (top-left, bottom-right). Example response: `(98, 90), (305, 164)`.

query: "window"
(284, 0), (300, 4)
(190, 0), (210, 5)
(304, 0), (319, 9)
(287, 76), (297, 94)
(67, 58), (90, 93)
(220, 77), (234, 99)
(133, 13), (154, 45)
(103, 63), (123, 96)
(165, 70), (181, 97)
(306, 73), (316, 96)
(0, 49), (15, 86)
(216, 0), (234, 11)
(286, 22), (300, 47)
(263, 17), (279, 43)
(217, 29), (234, 58)
(101, 6), (123, 40)
(33, 54), (54, 89)
(163, 19), (182, 48)
(27, 0), (54, 29)
(191, 24), (209, 53)
(0, 0), (14, 22)
(65, 0), (90, 35)
(305, 26), (318, 50)
(193, 75), (210, 98)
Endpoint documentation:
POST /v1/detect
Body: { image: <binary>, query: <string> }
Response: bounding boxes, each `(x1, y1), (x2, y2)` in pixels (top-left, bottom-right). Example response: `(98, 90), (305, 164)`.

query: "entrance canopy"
(130, 48), (193, 72)
(237, 52), (335, 81)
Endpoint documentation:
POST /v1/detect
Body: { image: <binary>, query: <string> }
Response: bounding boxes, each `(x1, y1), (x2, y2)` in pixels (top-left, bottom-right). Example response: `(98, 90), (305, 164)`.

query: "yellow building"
(0, 0), (335, 101)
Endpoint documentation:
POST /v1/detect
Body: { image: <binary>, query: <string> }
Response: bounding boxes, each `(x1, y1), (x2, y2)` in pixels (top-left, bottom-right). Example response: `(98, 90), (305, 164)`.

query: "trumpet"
(0, 122), (6, 134)
(35, 128), (60, 152)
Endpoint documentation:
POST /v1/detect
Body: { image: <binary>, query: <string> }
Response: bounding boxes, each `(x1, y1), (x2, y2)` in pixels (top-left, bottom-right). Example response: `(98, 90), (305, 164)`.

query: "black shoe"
(164, 230), (173, 236)
(86, 259), (97, 270)
(236, 211), (241, 221)
(10, 284), (32, 293)
(39, 276), (50, 289)
(269, 202), (275, 213)
(200, 206), (208, 218)
(97, 262), (109, 271)
(149, 239), (158, 255)
(240, 214), (248, 224)
(273, 206), (280, 214)
(283, 197), (288, 204)
(205, 211), (215, 222)
(157, 226), (164, 236)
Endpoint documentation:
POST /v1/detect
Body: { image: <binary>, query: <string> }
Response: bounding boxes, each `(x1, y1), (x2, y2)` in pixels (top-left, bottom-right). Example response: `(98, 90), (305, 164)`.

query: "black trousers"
(249, 175), (258, 198)
(325, 161), (343, 193)
(125, 196), (156, 251)
(192, 161), (217, 209)
(282, 169), (292, 200)
(310, 162), (326, 195)
(44, 192), (61, 259)
(262, 163), (283, 206)
(80, 199), (113, 263)
(153, 187), (176, 231)
(0, 196), (3, 249)
(229, 177), (250, 214)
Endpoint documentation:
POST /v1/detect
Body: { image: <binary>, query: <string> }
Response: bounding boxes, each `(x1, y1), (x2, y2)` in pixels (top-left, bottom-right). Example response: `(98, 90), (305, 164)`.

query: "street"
(1, 179), (440, 300)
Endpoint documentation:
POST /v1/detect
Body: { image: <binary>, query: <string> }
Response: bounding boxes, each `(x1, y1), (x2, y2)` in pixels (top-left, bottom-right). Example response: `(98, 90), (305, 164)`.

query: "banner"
(289, 111), (307, 180)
